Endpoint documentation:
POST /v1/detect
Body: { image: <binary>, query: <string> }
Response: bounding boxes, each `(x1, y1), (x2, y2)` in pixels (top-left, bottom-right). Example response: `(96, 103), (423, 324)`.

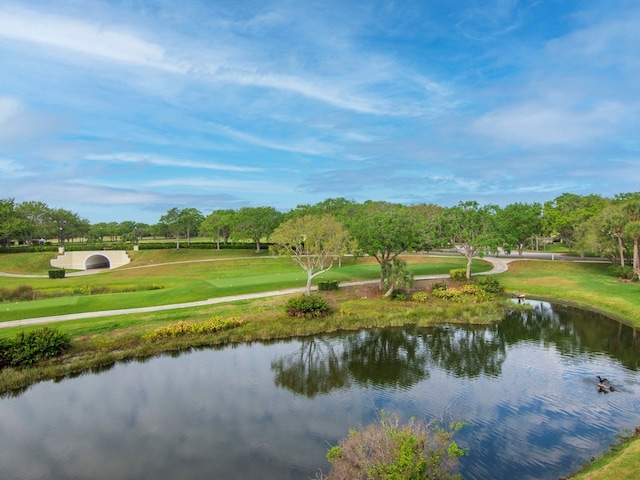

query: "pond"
(1, 300), (639, 480)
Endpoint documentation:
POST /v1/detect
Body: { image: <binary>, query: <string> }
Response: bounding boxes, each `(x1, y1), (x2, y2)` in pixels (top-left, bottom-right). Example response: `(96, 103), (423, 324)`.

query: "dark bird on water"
(596, 375), (609, 384)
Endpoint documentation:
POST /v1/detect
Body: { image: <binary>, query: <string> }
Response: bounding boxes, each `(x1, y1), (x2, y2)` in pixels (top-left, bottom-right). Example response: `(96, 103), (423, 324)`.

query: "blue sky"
(1, 0), (639, 224)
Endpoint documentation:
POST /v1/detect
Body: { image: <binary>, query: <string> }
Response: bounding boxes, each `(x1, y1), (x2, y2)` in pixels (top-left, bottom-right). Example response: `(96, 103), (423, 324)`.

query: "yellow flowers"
(145, 317), (244, 341)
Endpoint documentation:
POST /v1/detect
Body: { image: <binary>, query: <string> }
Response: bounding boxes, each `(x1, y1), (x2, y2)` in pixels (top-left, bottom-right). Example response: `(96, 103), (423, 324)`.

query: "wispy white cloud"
(86, 153), (262, 173)
(145, 177), (294, 194)
(0, 158), (30, 179)
(0, 7), (186, 72)
(0, 95), (57, 143)
(209, 124), (339, 157)
(471, 101), (625, 146)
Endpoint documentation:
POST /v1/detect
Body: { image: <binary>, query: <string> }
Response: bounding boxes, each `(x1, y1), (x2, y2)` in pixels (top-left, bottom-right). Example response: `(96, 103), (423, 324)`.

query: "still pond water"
(1, 300), (640, 480)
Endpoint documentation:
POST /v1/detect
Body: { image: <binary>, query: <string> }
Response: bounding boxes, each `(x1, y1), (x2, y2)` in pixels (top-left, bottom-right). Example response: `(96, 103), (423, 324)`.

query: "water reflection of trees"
(499, 302), (640, 371)
(272, 338), (350, 398)
(271, 326), (505, 397)
(422, 326), (506, 378)
(271, 303), (640, 398)
(342, 328), (430, 388)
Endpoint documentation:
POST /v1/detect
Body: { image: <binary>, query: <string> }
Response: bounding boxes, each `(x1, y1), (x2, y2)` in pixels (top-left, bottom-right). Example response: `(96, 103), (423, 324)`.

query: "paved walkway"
(0, 256), (515, 329)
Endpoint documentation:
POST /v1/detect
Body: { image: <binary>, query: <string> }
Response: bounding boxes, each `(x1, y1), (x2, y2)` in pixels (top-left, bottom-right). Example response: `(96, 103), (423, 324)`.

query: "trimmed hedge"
(48, 269), (66, 279)
(318, 280), (340, 291)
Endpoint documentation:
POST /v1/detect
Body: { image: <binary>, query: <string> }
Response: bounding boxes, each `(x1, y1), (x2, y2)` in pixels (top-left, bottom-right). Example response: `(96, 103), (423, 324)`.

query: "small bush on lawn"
(608, 265), (635, 280)
(475, 276), (504, 294)
(449, 269), (467, 281)
(2, 327), (71, 368)
(285, 294), (330, 318)
(145, 317), (245, 341)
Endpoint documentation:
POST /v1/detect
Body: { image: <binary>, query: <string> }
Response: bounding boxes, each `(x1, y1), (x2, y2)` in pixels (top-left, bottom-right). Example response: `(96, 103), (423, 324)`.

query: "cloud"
(86, 153), (263, 173)
(0, 158), (30, 179)
(145, 177), (295, 194)
(0, 7), (186, 72)
(471, 101), (625, 146)
(0, 96), (58, 144)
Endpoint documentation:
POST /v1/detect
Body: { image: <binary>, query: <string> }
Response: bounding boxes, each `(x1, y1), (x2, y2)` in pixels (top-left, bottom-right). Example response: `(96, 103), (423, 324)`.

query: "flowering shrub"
(410, 291), (428, 303)
(449, 269), (467, 281)
(145, 317), (244, 341)
(431, 284), (490, 303)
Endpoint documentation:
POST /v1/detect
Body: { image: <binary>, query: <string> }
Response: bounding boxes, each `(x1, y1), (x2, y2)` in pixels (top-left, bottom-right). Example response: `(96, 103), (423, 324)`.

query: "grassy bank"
(0, 282), (507, 395)
(496, 260), (640, 326)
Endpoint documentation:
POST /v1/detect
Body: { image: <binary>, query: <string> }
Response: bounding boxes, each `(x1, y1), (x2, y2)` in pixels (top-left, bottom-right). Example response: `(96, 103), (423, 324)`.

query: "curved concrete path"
(0, 256), (514, 329)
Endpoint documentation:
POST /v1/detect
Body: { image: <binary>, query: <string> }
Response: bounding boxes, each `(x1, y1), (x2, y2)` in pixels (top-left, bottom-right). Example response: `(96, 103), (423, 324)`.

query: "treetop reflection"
(271, 301), (639, 398)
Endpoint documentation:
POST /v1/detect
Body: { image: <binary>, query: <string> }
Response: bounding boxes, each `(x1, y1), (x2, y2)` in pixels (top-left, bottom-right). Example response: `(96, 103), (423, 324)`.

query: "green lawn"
(0, 250), (485, 323)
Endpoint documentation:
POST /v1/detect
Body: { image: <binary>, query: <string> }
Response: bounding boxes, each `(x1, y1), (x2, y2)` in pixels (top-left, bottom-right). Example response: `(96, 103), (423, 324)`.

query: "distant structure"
(50, 251), (131, 270)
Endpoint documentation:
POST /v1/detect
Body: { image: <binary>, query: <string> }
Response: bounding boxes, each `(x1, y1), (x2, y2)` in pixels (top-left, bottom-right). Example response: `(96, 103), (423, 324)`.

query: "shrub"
(5, 327), (71, 368)
(285, 294), (330, 318)
(431, 282), (448, 292)
(410, 291), (428, 303)
(449, 269), (467, 281)
(475, 276), (504, 294)
(0, 337), (10, 369)
(322, 411), (466, 480)
(608, 265), (635, 280)
(145, 317), (245, 341)
(431, 284), (490, 303)
(431, 288), (461, 301)
(318, 280), (340, 291)
(48, 269), (66, 279)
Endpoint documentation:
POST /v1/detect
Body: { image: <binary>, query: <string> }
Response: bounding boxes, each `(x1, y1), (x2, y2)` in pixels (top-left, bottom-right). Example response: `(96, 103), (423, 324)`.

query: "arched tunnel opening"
(85, 254), (111, 270)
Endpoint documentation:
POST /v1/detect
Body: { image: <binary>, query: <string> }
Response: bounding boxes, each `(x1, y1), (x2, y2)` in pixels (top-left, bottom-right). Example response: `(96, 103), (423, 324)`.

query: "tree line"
(2, 193), (640, 282)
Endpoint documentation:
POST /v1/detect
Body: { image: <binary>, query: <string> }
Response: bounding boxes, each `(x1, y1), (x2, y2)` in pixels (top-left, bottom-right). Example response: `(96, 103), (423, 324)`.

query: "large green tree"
(438, 201), (501, 280)
(623, 200), (640, 278)
(48, 208), (89, 245)
(16, 201), (50, 244)
(200, 209), (235, 249)
(346, 202), (426, 292)
(543, 193), (606, 251)
(270, 214), (352, 294)
(0, 198), (25, 247)
(159, 208), (185, 249)
(496, 202), (542, 257)
(234, 206), (283, 253)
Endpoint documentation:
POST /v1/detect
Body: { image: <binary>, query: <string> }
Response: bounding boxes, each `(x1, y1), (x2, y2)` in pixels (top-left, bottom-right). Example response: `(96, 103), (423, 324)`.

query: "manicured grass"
(0, 251), (487, 323)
